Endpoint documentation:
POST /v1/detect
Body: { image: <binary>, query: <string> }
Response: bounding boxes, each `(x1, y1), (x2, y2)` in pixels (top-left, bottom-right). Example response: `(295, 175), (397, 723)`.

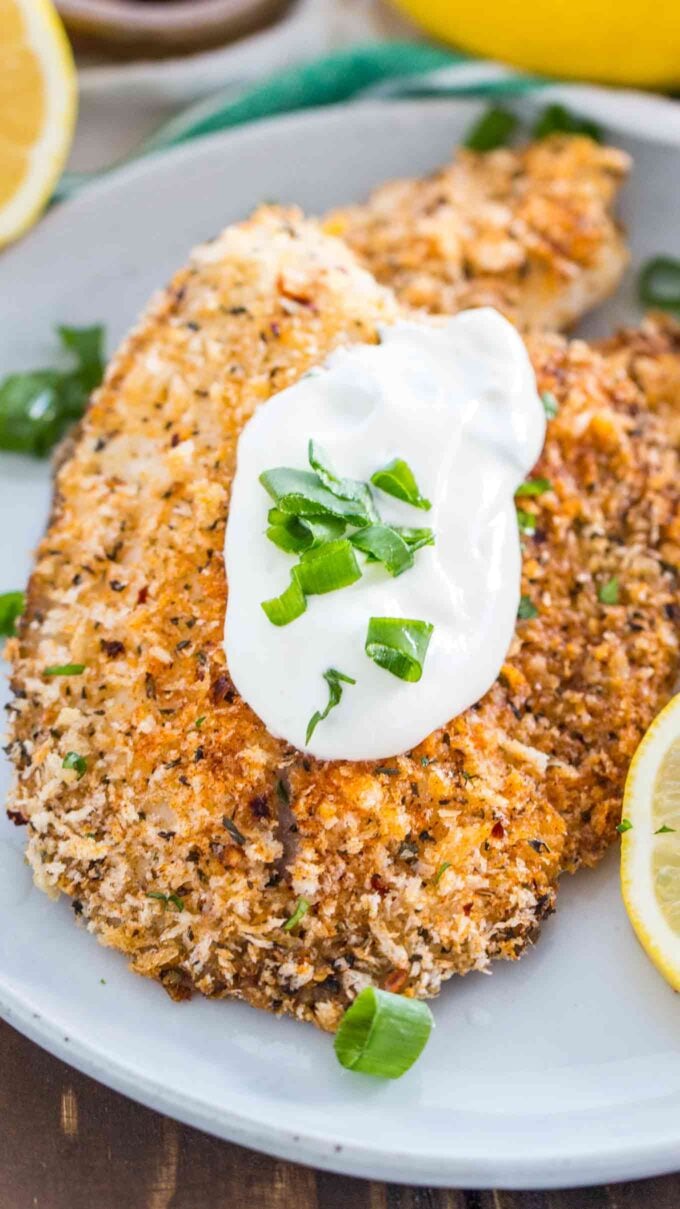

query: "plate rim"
(2, 97), (680, 1190)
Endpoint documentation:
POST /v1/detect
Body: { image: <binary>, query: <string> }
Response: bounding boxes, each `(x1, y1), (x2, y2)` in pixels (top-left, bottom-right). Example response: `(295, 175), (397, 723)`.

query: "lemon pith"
(0, 0), (77, 248)
(621, 694), (680, 992)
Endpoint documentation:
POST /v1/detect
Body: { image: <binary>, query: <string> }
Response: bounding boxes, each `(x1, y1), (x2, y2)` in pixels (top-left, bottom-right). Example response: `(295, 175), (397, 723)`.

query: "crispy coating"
(5, 211), (679, 1028)
(325, 135), (630, 330)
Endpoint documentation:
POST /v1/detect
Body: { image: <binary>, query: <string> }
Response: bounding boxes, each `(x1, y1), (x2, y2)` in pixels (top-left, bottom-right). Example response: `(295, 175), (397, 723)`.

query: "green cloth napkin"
(57, 41), (549, 199)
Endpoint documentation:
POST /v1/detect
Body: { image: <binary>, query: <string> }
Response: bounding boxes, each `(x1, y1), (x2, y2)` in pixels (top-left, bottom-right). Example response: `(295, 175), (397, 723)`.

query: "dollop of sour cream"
(225, 309), (545, 761)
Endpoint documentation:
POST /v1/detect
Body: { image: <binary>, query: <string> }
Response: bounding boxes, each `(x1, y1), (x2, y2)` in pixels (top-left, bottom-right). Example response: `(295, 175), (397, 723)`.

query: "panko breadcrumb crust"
(5, 208), (679, 1029)
(325, 135), (630, 330)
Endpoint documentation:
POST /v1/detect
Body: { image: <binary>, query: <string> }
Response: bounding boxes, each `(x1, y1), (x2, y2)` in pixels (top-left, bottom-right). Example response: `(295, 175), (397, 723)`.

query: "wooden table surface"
(1, 1019), (678, 1209)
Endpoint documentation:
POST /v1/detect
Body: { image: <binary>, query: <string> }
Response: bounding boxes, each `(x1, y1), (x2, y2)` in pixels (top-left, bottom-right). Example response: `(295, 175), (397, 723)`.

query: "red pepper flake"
(137, 585), (149, 605)
(491, 820), (505, 840)
(170, 433), (180, 448)
(463, 903), (473, 917)
(7, 810), (27, 826)
(370, 873), (388, 896)
(383, 968), (409, 994)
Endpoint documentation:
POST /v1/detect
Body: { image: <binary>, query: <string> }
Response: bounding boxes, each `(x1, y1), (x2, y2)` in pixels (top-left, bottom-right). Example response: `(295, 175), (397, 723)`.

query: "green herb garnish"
(308, 440), (378, 520)
(334, 986), (433, 1078)
(516, 478), (551, 497)
(306, 667), (356, 744)
(0, 325), (104, 457)
(532, 103), (601, 142)
(195, 716), (206, 729)
(516, 508), (537, 535)
(517, 595), (538, 620)
(146, 891), (185, 911)
(655, 824), (676, 835)
(617, 819), (633, 834)
(0, 590), (25, 638)
(433, 861), (451, 886)
(350, 524), (414, 577)
(62, 752), (87, 779)
(370, 458), (431, 511)
(261, 571), (307, 627)
(260, 467), (372, 526)
(365, 617), (434, 683)
(464, 106), (518, 152)
(294, 539), (362, 596)
(541, 390), (559, 419)
(638, 257), (680, 312)
(223, 816), (246, 846)
(283, 896), (309, 932)
(598, 577), (619, 605)
(43, 663), (86, 676)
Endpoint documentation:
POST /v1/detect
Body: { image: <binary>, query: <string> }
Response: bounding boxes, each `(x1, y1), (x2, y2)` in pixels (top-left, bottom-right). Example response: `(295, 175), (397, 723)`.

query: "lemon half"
(0, 0), (77, 248)
(621, 694), (680, 992)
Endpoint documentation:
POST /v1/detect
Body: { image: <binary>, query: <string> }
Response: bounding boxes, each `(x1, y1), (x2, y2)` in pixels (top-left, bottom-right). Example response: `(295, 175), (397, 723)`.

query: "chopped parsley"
(146, 890), (185, 911)
(598, 577), (620, 605)
(283, 896), (309, 932)
(517, 595), (538, 620)
(62, 752), (87, 779)
(43, 663), (86, 676)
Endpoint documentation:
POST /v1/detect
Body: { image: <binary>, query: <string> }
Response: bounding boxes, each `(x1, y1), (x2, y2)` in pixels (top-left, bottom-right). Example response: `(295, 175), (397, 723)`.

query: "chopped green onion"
(350, 524), (414, 577)
(146, 890), (184, 911)
(370, 459), (431, 511)
(517, 595), (538, 620)
(308, 440), (378, 520)
(655, 824), (676, 835)
(62, 751), (87, 779)
(598, 577), (619, 605)
(638, 257), (680, 311)
(266, 511), (346, 554)
(260, 468), (372, 525)
(295, 539), (361, 596)
(532, 103), (601, 142)
(0, 590), (25, 637)
(283, 896), (309, 932)
(195, 716), (206, 729)
(261, 572), (307, 627)
(541, 390), (559, 418)
(334, 986), (433, 1078)
(516, 508), (536, 535)
(516, 478), (551, 497)
(433, 861), (451, 886)
(464, 106), (518, 152)
(397, 527), (435, 553)
(43, 663), (86, 676)
(617, 819), (633, 834)
(306, 667), (356, 744)
(365, 617), (433, 683)
(0, 325), (105, 457)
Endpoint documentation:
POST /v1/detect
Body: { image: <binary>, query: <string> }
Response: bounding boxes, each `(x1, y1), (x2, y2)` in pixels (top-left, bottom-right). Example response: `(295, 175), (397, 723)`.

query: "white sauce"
(224, 309), (545, 761)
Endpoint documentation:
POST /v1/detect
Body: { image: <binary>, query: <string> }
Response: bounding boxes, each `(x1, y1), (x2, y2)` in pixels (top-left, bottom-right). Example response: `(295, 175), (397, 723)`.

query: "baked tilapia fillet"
(325, 134), (631, 330)
(5, 210), (678, 1029)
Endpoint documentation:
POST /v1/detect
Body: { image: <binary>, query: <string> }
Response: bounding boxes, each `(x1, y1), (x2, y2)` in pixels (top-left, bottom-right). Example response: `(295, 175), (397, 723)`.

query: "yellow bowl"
(389, 0), (680, 89)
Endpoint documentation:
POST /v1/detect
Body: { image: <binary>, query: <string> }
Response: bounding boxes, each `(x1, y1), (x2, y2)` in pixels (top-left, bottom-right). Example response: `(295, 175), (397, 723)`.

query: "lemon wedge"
(621, 694), (680, 991)
(0, 0), (77, 248)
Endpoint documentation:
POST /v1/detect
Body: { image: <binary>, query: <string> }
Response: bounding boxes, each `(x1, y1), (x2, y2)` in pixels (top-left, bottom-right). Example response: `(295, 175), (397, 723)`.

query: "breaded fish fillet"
(325, 135), (630, 330)
(5, 211), (678, 1029)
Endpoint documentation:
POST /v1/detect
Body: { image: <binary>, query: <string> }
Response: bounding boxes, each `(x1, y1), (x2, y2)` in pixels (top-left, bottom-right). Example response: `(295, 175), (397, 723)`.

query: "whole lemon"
(389, 0), (680, 88)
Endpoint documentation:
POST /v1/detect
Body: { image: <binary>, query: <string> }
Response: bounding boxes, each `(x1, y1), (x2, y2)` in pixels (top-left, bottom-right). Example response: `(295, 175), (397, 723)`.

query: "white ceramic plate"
(1, 100), (679, 1190)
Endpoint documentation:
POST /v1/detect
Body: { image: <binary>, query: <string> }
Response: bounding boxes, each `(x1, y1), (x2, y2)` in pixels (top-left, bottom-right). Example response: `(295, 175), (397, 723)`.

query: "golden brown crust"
(6, 210), (678, 1027)
(325, 135), (630, 330)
